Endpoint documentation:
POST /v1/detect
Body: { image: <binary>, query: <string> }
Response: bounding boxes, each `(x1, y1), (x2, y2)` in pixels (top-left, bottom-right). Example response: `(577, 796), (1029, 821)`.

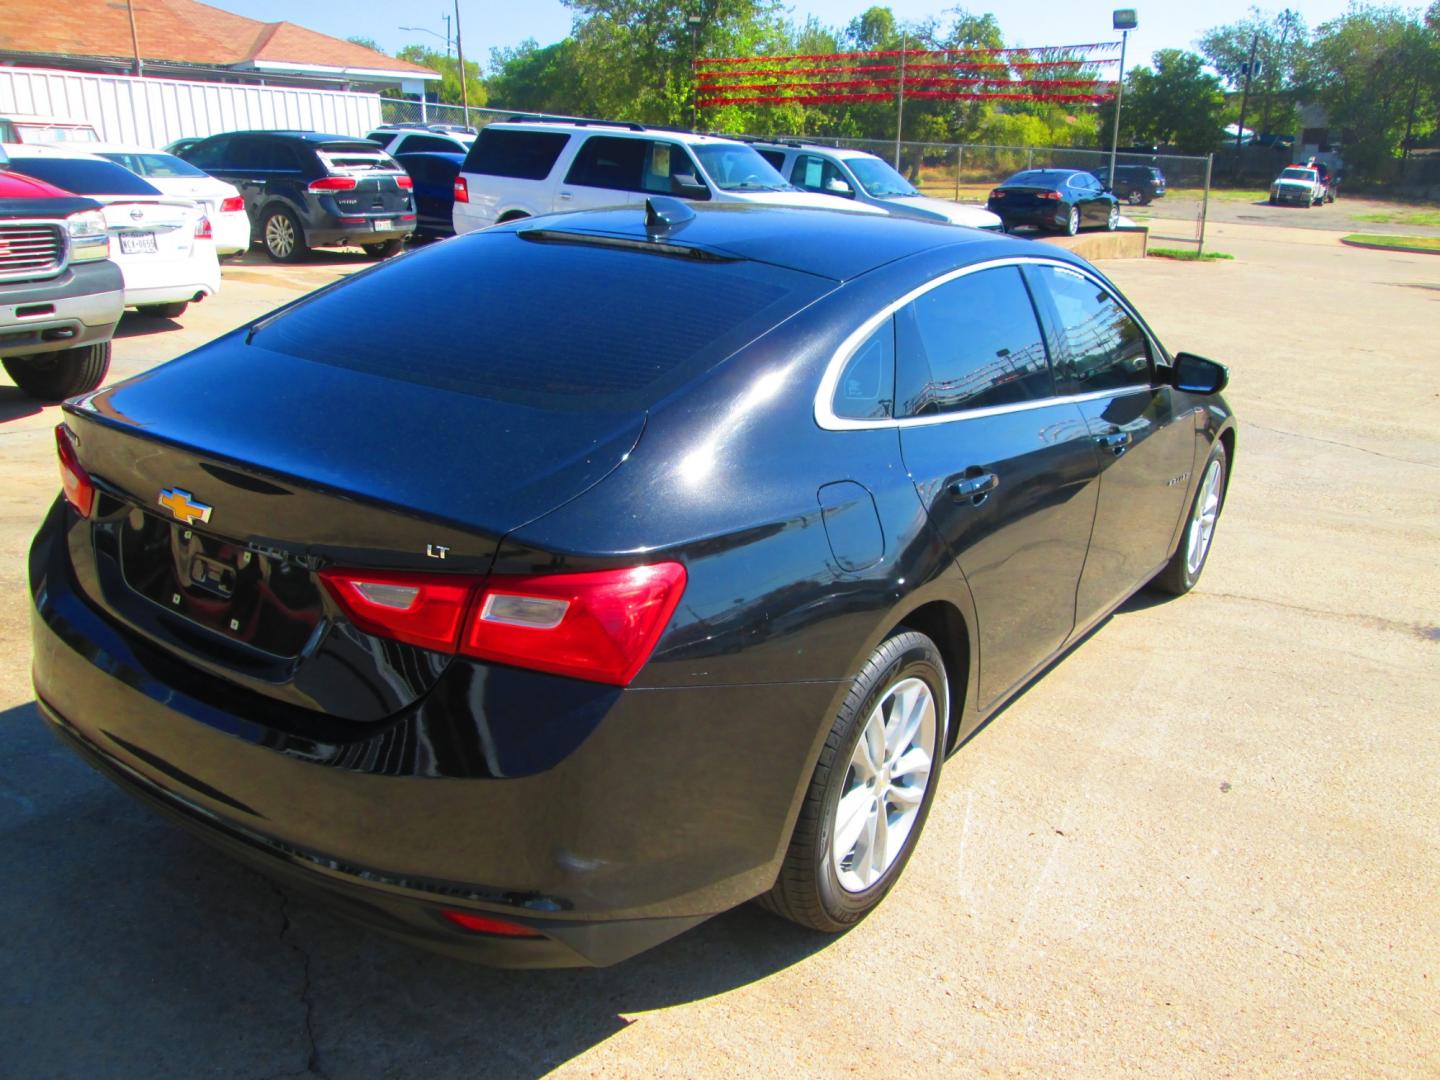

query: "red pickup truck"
(1, 142), (124, 400)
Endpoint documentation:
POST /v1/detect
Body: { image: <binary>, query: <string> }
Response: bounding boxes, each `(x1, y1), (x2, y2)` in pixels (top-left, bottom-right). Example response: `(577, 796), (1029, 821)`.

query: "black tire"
(261, 207), (308, 263)
(3, 341), (111, 402)
(361, 238), (405, 260)
(1269, 196), (1277, 205)
(758, 630), (948, 932)
(1151, 441), (1228, 596)
(137, 301), (188, 319)
(1064, 206), (1080, 236)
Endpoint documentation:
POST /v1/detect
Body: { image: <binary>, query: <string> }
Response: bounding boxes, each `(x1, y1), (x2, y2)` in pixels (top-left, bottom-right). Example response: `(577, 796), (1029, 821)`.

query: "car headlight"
(66, 209), (111, 262)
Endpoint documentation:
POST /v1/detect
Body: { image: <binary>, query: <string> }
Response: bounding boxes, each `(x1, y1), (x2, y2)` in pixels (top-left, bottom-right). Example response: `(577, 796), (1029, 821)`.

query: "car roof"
(485, 122), (749, 148)
(1, 144), (106, 159)
(195, 130), (365, 144)
(495, 201), (1068, 282)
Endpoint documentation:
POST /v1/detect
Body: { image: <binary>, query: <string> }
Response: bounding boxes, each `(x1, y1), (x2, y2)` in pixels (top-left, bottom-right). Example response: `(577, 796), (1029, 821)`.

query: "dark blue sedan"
(32, 200), (1235, 966)
(988, 168), (1121, 235)
(395, 150), (466, 239)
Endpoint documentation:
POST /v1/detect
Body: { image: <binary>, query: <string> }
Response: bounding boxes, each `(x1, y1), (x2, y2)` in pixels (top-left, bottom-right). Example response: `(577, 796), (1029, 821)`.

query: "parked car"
(0, 143), (122, 400)
(746, 139), (1001, 229)
(83, 144), (251, 255)
(395, 151), (466, 239)
(1106, 164), (1166, 206)
(366, 123), (476, 157)
(179, 131), (416, 261)
(4, 146), (219, 319)
(32, 198), (1236, 967)
(1269, 165), (1327, 207)
(987, 169), (1121, 235)
(0, 114), (100, 144)
(451, 119), (882, 234)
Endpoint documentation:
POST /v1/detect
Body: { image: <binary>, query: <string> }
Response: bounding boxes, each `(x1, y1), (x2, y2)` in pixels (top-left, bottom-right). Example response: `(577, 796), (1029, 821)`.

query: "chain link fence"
(379, 99), (1214, 252)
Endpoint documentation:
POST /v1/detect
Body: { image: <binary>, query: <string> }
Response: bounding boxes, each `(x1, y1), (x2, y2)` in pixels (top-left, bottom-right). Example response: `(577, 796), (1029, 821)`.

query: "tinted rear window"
(250, 232), (829, 411)
(7, 156), (160, 196)
(463, 129), (570, 180)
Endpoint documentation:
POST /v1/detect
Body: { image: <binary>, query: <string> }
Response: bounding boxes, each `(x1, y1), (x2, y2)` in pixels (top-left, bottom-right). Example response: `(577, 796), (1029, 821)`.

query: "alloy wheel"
(265, 214), (295, 259)
(1067, 207), (1080, 235)
(832, 676), (937, 893)
(1185, 458), (1225, 575)
(1108, 204), (1120, 230)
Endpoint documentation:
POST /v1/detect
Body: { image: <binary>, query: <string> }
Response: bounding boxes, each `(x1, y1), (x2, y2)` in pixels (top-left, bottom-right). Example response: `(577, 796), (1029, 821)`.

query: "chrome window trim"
(815, 254), (1163, 432)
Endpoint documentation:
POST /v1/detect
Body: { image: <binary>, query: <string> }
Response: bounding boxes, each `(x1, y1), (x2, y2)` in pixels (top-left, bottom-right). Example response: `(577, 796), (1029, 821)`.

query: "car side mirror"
(825, 178), (854, 197)
(1171, 353), (1229, 395)
(670, 173), (709, 199)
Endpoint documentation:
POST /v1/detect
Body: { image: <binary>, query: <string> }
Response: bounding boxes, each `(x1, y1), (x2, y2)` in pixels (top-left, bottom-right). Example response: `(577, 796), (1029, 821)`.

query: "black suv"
(180, 131), (416, 262)
(1107, 165), (1166, 206)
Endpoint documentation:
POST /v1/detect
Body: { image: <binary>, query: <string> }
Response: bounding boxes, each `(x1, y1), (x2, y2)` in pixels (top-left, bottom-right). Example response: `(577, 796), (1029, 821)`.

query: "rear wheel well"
(896, 601), (971, 755)
(1218, 427), (1237, 500)
(497, 210), (531, 223)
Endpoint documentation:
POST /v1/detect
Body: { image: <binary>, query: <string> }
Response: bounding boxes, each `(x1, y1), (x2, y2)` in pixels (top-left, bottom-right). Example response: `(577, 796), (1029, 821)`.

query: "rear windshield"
(250, 232), (830, 411)
(463, 129), (571, 180)
(5, 156), (160, 196)
(97, 151), (208, 179)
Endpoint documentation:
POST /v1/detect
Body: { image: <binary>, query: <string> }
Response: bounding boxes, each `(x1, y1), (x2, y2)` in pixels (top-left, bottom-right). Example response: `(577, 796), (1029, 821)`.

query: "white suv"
(365, 124), (476, 157)
(748, 140), (1001, 230)
(451, 120), (881, 234)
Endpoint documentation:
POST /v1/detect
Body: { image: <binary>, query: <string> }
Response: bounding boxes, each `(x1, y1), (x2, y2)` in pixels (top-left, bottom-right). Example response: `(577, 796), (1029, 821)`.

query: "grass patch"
(1201, 188), (1272, 202)
(1149, 247), (1235, 261)
(1351, 208), (1440, 228)
(1341, 233), (1440, 254)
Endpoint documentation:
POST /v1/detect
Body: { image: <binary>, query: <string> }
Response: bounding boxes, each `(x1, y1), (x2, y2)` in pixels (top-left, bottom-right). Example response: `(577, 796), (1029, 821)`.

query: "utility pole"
(1107, 10), (1137, 188)
(125, 0), (144, 76)
(895, 32), (906, 171)
(1234, 33), (1258, 155)
(688, 15), (703, 130)
(443, 12), (453, 60)
(1260, 9), (1292, 141)
(453, 0), (469, 118)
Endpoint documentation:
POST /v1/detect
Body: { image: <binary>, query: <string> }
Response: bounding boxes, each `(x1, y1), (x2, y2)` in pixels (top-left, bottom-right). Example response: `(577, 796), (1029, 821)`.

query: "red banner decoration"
(694, 43), (1120, 110)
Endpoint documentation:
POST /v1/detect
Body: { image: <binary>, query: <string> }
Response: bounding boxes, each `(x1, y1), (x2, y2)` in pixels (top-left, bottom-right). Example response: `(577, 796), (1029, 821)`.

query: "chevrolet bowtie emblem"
(157, 488), (213, 526)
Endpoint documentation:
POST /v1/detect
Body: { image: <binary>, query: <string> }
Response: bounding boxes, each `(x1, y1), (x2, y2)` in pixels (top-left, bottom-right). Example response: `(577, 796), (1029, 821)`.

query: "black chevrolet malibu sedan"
(988, 168), (1122, 235)
(31, 200), (1235, 967)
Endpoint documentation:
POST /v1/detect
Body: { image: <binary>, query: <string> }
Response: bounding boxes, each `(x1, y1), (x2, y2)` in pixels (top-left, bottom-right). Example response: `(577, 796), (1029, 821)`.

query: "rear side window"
(182, 137), (230, 169)
(895, 267), (1053, 418)
(566, 136), (647, 191)
(230, 139), (302, 172)
(1033, 266), (1151, 393)
(251, 233), (831, 411)
(833, 320), (894, 420)
(6, 156), (161, 196)
(463, 128), (570, 180)
(401, 134), (460, 153)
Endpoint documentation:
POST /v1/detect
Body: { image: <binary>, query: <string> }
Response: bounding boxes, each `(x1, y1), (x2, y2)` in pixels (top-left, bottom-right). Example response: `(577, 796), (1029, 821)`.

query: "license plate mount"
(119, 231), (158, 255)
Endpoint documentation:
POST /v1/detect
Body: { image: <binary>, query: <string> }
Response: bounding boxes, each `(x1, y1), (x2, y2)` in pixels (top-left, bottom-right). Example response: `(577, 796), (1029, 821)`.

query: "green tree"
(1199, 7), (1308, 137)
(1305, 5), (1437, 174)
(486, 39), (592, 116)
(346, 37), (384, 54)
(1118, 49), (1225, 152)
(396, 45), (487, 109)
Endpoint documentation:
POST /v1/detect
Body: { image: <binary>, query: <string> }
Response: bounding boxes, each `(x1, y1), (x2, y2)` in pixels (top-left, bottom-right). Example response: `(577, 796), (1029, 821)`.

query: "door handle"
(949, 471), (999, 503)
(558, 191), (574, 200)
(1096, 430), (1132, 455)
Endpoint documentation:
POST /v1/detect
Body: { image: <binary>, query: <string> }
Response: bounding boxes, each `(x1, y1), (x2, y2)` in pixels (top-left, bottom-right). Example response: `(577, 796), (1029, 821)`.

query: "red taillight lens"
(461, 563), (687, 686)
(308, 176), (358, 192)
(55, 424), (94, 518)
(218, 195), (245, 213)
(318, 562), (686, 685)
(989, 189), (1004, 198)
(318, 568), (475, 653)
(1040, 191), (1062, 201)
(395, 174), (413, 190)
(441, 910), (542, 938)
(453, 176), (468, 203)
(194, 215), (212, 239)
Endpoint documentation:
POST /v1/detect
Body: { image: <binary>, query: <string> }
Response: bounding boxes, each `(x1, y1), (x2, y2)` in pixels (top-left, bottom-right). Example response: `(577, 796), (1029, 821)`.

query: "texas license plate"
(119, 232), (158, 254)
(371, 219), (394, 231)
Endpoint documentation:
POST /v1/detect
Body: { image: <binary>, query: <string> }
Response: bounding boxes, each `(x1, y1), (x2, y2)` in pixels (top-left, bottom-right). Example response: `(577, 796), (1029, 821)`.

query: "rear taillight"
(194, 215), (213, 239)
(461, 564), (687, 686)
(318, 568), (473, 653)
(989, 189), (1004, 199)
(308, 176), (358, 193)
(396, 174), (413, 190)
(55, 425), (94, 518)
(218, 195), (245, 213)
(1040, 191), (1062, 201)
(453, 176), (468, 203)
(441, 910), (542, 938)
(318, 562), (687, 686)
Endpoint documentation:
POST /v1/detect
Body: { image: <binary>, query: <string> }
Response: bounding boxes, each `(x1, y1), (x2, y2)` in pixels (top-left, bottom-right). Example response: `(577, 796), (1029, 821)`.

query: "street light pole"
(1107, 10), (1137, 188)
(688, 15), (702, 129)
(453, 0), (469, 119)
(895, 32), (907, 171)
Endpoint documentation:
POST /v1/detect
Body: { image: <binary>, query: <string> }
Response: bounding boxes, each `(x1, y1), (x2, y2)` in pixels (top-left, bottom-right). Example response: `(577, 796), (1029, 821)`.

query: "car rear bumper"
(28, 502), (837, 965)
(304, 210), (417, 249)
(0, 260), (124, 358)
(990, 204), (1069, 230)
(117, 251), (221, 307)
(212, 211), (251, 256)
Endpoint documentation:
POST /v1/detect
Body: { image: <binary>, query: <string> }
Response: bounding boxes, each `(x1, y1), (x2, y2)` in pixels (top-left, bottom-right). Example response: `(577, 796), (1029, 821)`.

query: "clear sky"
(207, 1), (1355, 74)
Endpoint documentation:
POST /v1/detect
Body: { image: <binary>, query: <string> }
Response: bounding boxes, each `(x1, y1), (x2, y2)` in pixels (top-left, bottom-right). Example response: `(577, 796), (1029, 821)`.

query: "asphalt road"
(1127, 192), (1440, 238)
(2, 225), (1437, 1078)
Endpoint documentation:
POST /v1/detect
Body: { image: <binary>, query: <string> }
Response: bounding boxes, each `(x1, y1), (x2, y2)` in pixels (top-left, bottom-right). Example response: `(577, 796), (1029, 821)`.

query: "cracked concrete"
(1, 225), (1437, 1077)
